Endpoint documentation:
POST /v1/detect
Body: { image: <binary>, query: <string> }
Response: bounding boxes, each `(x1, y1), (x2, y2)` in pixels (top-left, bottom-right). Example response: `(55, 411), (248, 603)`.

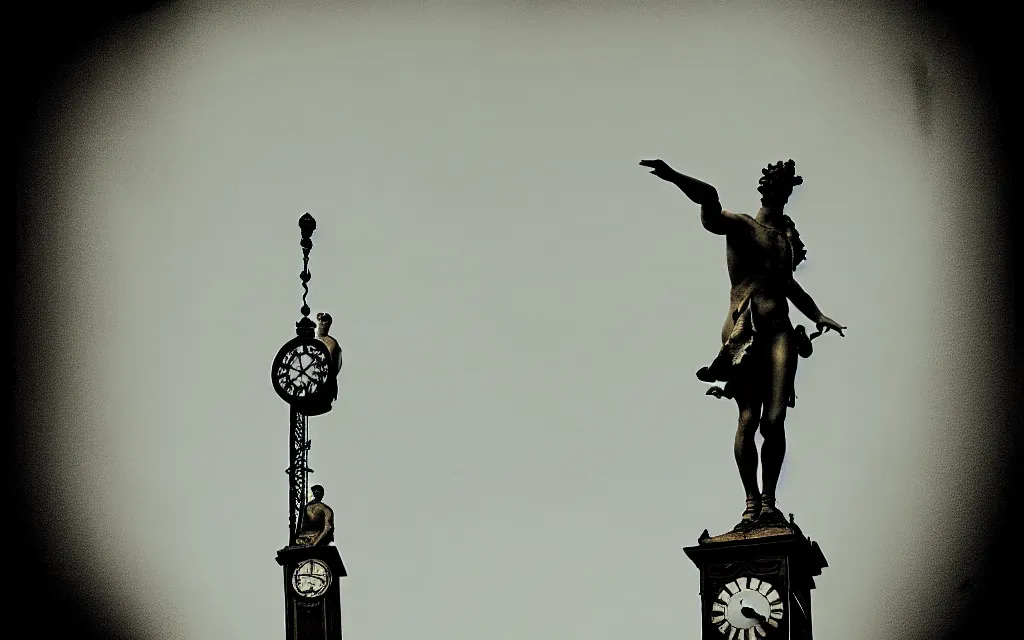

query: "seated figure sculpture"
(293, 484), (335, 547)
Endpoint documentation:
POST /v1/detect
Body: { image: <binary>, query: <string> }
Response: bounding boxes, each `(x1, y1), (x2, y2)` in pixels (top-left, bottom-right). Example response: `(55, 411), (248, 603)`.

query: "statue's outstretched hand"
(640, 159), (676, 182)
(815, 316), (846, 337)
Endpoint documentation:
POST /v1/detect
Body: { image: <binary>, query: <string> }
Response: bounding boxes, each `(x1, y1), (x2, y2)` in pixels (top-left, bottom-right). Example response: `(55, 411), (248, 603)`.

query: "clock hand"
(739, 601), (767, 624)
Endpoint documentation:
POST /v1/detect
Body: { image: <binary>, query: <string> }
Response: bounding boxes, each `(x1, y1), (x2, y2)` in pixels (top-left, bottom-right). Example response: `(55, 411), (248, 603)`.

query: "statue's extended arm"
(787, 279), (824, 323)
(639, 159), (746, 236)
(787, 280), (846, 336)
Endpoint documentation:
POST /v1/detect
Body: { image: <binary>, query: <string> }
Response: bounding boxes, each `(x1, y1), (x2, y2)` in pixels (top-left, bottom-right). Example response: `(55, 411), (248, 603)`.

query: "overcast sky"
(18, 1), (1012, 638)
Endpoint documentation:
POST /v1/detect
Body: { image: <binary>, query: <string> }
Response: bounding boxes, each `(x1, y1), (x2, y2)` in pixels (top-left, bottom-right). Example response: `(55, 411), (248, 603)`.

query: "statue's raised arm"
(639, 159), (748, 236)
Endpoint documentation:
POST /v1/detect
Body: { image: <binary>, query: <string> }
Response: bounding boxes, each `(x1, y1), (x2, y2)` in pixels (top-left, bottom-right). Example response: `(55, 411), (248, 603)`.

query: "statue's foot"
(757, 498), (787, 527)
(732, 519), (758, 532)
(732, 498), (761, 532)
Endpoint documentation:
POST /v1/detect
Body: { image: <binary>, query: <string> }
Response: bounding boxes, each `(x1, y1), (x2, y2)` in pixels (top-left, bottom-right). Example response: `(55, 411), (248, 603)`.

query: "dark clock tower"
(270, 213), (347, 640)
(276, 536), (347, 640)
(683, 519), (827, 640)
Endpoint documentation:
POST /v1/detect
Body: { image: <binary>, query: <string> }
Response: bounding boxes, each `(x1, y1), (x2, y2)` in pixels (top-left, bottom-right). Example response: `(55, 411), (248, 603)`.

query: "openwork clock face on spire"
(273, 340), (331, 399)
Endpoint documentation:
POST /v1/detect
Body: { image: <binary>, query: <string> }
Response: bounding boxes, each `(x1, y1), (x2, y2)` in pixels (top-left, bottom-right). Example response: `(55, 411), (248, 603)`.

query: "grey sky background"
(20, 1), (1012, 638)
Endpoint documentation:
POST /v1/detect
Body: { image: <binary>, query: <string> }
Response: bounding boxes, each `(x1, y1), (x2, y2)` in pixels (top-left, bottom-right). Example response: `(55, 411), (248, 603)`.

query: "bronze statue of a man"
(640, 158), (845, 531)
(316, 312), (342, 402)
(294, 485), (335, 547)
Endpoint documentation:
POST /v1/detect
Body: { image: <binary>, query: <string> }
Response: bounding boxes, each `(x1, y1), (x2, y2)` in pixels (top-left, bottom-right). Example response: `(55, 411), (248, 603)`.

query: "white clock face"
(711, 577), (783, 639)
(292, 559), (332, 598)
(274, 345), (329, 398)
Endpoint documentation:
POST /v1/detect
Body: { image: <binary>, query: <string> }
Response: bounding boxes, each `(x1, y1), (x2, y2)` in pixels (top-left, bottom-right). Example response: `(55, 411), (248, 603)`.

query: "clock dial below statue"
(292, 559), (332, 598)
(711, 577), (784, 639)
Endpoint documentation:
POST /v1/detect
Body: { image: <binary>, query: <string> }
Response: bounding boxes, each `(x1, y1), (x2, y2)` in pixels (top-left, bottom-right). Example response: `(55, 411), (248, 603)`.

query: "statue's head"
(311, 485), (325, 501)
(315, 312), (333, 334)
(757, 159), (803, 207)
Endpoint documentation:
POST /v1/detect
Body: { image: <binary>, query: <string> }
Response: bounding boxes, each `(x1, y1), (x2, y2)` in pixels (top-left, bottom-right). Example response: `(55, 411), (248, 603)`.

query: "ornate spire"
(296, 213), (317, 337)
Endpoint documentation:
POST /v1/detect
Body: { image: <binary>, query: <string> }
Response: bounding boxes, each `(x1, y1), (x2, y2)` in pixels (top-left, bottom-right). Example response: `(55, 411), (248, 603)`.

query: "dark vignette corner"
(904, 0), (1018, 637)
(10, 3), (174, 638)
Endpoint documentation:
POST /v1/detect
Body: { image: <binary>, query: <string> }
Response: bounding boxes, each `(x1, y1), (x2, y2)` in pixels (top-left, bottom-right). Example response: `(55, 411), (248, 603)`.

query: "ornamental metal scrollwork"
(706, 557), (786, 580)
(287, 410), (312, 541)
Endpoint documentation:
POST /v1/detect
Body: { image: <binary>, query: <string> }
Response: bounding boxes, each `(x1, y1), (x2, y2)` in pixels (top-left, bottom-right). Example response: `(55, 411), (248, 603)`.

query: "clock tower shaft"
(277, 545), (347, 640)
(288, 407), (312, 544)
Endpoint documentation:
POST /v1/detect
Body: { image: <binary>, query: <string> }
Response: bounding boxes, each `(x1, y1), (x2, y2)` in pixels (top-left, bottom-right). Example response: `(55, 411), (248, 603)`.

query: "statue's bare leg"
(732, 397), (762, 530)
(758, 328), (797, 525)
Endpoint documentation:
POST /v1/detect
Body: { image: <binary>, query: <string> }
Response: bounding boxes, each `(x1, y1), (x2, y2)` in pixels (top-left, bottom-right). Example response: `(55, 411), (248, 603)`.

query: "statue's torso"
(303, 505), (326, 529)
(295, 503), (334, 546)
(722, 215), (794, 339)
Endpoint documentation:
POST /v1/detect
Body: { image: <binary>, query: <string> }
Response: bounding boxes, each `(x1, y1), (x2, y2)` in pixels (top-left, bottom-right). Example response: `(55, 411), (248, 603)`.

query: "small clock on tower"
(293, 559), (332, 598)
(709, 576), (784, 638)
(684, 521), (826, 640)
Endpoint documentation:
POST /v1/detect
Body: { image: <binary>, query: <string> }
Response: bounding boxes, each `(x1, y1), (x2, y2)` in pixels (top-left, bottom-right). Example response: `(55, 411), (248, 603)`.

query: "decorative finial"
(296, 213), (317, 337)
